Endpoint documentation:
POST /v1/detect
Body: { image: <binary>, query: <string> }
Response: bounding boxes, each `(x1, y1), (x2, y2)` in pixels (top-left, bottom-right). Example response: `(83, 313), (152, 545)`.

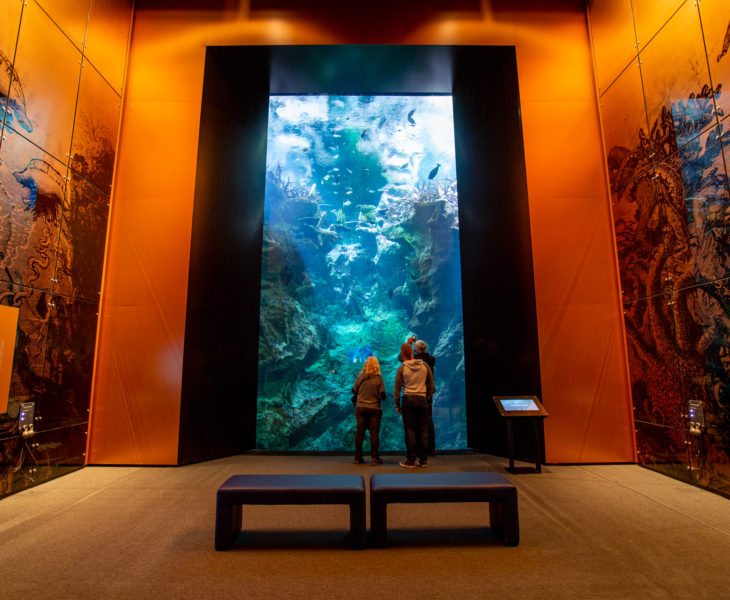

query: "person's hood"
(403, 359), (425, 372)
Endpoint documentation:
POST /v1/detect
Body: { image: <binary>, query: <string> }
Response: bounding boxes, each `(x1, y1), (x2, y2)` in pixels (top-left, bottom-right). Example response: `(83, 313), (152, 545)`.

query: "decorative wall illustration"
(257, 95), (467, 451)
(589, 0), (730, 497)
(0, 0), (131, 498)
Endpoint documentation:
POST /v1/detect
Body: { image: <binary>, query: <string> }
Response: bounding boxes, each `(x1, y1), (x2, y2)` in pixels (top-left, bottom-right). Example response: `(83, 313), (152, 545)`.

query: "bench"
(215, 474), (367, 550)
(369, 471), (519, 547)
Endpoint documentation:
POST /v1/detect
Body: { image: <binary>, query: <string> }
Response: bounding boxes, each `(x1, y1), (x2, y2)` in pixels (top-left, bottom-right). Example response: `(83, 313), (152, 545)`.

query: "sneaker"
(399, 459), (417, 469)
(418, 460), (429, 468)
(354, 457), (365, 464)
(371, 458), (383, 466)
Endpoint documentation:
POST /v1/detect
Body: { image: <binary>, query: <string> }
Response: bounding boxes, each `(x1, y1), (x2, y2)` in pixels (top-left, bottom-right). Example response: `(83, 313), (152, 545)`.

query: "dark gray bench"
(215, 474), (367, 550)
(370, 471), (519, 547)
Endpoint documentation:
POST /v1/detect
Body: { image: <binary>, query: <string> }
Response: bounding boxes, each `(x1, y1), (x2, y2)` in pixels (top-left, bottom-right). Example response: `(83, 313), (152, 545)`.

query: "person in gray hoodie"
(394, 343), (435, 468)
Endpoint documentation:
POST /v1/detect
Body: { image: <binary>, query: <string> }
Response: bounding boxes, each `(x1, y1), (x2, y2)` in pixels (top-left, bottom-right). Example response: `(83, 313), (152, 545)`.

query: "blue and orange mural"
(0, 0), (131, 498)
(589, 0), (730, 497)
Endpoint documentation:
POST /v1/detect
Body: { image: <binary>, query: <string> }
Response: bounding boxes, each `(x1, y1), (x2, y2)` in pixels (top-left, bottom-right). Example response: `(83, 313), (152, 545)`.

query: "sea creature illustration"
(0, 50), (32, 133)
(718, 19), (730, 62)
(407, 109), (416, 126)
(428, 163), (441, 179)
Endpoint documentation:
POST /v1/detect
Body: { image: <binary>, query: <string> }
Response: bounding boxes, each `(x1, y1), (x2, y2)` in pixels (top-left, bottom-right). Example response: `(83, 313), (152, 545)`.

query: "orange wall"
(88, 0), (636, 464)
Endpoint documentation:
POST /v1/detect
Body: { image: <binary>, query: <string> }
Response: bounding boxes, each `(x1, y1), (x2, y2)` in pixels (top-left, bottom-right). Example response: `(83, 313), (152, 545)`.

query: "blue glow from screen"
(501, 399), (539, 411)
(257, 95), (466, 451)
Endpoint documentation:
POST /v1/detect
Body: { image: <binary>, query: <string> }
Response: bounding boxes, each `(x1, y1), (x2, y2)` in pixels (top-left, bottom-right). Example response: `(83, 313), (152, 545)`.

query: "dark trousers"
(355, 407), (382, 460)
(426, 398), (435, 455)
(402, 395), (428, 463)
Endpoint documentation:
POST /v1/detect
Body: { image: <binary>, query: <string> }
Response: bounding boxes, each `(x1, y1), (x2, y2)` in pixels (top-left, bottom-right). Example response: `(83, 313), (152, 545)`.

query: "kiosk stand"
(493, 396), (548, 474)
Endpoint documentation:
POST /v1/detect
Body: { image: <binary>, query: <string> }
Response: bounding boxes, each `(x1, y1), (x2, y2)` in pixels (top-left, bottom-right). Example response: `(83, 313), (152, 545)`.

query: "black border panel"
(452, 46), (542, 455)
(180, 45), (541, 463)
(179, 47), (270, 463)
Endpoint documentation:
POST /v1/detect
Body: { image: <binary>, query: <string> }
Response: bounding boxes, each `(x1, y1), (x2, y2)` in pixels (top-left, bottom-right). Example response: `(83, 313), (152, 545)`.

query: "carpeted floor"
(1, 452), (729, 599)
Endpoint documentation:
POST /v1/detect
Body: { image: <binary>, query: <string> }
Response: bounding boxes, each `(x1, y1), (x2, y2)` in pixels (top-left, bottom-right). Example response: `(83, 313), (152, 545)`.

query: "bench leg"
(370, 499), (388, 548)
(489, 498), (519, 546)
(215, 499), (242, 551)
(350, 497), (366, 550)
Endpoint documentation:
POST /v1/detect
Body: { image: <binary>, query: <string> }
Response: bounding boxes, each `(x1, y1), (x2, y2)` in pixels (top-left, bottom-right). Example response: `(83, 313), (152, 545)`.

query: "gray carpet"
(1, 452), (728, 599)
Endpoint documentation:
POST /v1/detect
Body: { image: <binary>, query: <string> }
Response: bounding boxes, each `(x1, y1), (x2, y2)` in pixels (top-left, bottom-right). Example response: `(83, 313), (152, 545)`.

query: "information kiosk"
(493, 396), (548, 473)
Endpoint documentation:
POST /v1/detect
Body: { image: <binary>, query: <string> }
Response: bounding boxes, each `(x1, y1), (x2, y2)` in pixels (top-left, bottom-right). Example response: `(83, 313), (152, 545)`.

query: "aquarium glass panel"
(257, 95), (467, 451)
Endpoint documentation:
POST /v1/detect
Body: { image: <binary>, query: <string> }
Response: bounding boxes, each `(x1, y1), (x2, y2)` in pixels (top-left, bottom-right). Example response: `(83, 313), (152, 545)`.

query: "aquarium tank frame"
(179, 45), (541, 464)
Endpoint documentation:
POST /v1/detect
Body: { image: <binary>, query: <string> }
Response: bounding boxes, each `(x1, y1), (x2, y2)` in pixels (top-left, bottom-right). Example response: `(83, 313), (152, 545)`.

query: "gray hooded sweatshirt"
(394, 359), (434, 408)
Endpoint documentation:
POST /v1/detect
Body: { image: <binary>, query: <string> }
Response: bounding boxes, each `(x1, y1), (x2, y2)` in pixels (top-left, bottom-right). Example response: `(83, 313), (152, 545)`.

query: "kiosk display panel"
(493, 395), (548, 418)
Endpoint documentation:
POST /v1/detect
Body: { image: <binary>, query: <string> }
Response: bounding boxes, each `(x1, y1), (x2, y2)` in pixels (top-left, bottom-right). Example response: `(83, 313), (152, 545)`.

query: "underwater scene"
(257, 95), (467, 451)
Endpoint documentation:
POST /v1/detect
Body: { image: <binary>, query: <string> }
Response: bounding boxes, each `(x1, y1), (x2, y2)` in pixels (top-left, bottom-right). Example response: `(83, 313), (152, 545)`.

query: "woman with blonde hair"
(351, 355), (386, 465)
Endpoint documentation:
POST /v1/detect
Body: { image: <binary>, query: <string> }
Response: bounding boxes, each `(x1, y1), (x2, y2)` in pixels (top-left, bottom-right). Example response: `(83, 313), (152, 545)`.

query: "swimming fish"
(428, 163), (441, 179)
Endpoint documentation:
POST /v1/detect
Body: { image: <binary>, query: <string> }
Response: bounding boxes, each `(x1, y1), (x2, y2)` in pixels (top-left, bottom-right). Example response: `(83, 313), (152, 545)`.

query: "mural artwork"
(0, 19), (117, 496)
(607, 68), (730, 493)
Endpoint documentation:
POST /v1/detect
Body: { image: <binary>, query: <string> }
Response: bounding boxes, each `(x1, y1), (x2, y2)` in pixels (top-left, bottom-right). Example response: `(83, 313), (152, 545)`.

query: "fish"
(407, 109), (416, 126)
(428, 163), (441, 179)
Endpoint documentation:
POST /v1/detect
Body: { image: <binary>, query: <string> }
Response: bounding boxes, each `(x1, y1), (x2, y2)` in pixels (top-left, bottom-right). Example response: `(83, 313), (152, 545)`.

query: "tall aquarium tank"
(257, 95), (467, 451)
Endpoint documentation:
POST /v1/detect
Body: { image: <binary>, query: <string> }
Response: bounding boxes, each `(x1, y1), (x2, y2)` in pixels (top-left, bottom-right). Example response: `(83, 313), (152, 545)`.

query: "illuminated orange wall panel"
(87, 17), (205, 464)
(89, 0), (635, 464)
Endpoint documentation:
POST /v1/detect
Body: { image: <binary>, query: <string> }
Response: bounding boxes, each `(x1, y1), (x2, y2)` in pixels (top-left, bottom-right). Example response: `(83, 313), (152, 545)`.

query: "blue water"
(256, 95), (467, 452)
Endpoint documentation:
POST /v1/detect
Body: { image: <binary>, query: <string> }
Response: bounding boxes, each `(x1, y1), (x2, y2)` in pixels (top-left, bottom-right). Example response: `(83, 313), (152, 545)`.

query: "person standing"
(394, 343), (434, 468)
(413, 339), (437, 456)
(352, 356), (386, 466)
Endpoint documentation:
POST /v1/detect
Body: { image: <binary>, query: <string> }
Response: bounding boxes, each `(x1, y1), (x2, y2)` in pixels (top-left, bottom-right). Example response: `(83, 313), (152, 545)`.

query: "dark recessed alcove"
(179, 45), (541, 464)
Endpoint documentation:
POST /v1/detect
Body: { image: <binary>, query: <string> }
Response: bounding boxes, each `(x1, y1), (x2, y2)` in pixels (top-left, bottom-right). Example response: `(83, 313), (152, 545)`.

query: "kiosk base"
(505, 417), (546, 474)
